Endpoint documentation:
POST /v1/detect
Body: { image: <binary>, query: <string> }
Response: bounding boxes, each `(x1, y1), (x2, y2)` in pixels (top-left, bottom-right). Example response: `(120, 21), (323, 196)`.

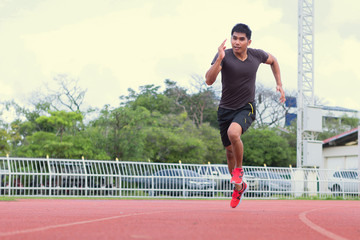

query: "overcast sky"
(1, 0), (360, 115)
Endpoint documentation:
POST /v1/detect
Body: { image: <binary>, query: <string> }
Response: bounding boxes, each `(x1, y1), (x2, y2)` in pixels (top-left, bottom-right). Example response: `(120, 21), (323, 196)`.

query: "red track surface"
(0, 199), (359, 240)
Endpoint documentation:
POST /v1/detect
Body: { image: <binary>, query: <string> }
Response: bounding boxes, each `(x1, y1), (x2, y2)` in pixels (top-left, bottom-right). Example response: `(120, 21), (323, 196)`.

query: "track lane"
(0, 199), (358, 240)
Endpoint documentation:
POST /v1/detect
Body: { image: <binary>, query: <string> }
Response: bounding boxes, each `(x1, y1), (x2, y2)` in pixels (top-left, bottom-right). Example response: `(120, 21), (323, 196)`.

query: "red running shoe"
(230, 181), (248, 208)
(231, 168), (244, 185)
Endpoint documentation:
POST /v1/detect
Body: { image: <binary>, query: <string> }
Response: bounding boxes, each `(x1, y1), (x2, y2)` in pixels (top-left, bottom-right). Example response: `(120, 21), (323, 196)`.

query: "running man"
(205, 23), (285, 208)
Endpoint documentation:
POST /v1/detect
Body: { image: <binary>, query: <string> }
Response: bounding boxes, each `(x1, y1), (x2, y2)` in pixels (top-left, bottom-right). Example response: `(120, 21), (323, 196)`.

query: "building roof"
(323, 127), (358, 147)
(320, 105), (358, 113)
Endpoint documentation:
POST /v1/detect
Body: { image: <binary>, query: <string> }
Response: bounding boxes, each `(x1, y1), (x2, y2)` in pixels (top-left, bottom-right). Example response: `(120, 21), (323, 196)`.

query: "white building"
(322, 127), (359, 170)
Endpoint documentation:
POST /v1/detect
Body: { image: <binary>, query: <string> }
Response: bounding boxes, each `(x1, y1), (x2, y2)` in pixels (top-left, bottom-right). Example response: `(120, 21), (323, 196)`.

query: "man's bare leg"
(226, 146), (242, 191)
(227, 122), (244, 168)
(227, 122), (244, 191)
(226, 146), (235, 174)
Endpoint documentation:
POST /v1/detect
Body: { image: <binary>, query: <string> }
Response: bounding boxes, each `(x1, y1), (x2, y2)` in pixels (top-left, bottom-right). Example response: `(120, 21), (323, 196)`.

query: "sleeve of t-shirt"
(257, 49), (269, 63)
(211, 53), (223, 66)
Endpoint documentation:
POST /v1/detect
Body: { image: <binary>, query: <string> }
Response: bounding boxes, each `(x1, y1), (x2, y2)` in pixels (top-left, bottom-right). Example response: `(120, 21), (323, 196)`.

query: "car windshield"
(156, 169), (201, 177)
(333, 171), (358, 179)
(269, 173), (282, 179)
(218, 167), (230, 174)
(183, 170), (201, 177)
(341, 171), (358, 179)
(198, 167), (208, 175)
(155, 170), (180, 176)
(251, 172), (282, 179)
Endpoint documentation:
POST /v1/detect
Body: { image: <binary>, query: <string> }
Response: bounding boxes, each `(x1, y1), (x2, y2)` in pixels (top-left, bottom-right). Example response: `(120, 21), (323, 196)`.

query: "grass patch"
(290, 195), (360, 201)
(1, 194), (359, 201)
(0, 196), (18, 201)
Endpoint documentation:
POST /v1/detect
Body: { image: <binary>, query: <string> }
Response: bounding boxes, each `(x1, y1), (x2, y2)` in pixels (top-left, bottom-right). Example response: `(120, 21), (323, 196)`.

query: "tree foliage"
(4, 76), (354, 167)
(242, 127), (295, 167)
(0, 128), (10, 155)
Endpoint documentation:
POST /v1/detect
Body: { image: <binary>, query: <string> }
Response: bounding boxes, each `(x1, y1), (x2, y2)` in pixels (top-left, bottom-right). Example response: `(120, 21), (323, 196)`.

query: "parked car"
(50, 162), (86, 188)
(142, 169), (216, 197)
(247, 171), (291, 197)
(328, 170), (359, 196)
(87, 176), (115, 196)
(5, 176), (24, 195)
(197, 165), (256, 197)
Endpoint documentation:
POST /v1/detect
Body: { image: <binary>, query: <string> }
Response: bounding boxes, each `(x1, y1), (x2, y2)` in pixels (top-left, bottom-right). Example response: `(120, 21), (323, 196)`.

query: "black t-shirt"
(211, 48), (268, 110)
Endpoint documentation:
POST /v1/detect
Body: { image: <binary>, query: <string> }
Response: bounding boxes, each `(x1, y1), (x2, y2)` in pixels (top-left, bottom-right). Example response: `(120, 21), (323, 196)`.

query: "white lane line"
(298, 208), (349, 240)
(0, 211), (165, 237)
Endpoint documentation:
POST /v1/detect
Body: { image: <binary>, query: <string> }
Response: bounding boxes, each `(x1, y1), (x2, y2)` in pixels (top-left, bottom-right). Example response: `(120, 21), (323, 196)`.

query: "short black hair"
(231, 23), (252, 40)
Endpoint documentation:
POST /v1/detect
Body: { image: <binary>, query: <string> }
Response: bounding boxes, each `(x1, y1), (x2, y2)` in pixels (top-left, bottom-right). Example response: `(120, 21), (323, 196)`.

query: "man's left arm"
(265, 53), (286, 103)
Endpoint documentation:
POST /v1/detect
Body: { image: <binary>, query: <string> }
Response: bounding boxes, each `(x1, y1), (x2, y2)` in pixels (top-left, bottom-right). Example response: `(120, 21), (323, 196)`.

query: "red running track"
(0, 199), (359, 240)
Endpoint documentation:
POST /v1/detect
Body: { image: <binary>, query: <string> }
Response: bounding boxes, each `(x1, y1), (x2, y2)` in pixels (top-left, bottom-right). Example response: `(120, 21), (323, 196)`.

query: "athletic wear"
(230, 181), (248, 208)
(231, 168), (244, 185)
(211, 48), (268, 110)
(211, 46), (266, 208)
(217, 102), (255, 147)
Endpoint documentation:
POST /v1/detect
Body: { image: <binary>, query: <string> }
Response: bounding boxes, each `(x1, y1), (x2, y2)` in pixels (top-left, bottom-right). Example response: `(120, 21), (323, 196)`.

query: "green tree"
(122, 84), (173, 114)
(10, 110), (109, 159)
(242, 128), (295, 167)
(319, 114), (359, 140)
(341, 115), (359, 128)
(197, 123), (225, 164)
(163, 79), (219, 128)
(0, 128), (10, 156)
(143, 112), (207, 164)
(35, 111), (83, 141)
(0, 74), (301, 166)
(91, 105), (151, 160)
(13, 131), (109, 159)
(13, 131), (58, 158)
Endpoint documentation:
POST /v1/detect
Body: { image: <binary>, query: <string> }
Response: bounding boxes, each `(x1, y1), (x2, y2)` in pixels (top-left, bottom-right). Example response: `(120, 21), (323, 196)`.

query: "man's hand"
(205, 39), (226, 85)
(276, 85), (286, 103)
(218, 39), (227, 60)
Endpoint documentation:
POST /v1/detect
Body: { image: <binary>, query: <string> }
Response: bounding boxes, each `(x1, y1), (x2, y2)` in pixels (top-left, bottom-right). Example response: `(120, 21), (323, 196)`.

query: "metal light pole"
(297, 0), (315, 167)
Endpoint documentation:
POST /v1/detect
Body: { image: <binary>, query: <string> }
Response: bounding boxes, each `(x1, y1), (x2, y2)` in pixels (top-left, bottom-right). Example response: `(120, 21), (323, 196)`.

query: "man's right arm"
(205, 39), (226, 86)
(205, 57), (222, 86)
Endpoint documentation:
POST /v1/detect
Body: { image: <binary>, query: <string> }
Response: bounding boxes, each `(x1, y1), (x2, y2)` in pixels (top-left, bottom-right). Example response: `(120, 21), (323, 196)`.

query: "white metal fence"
(0, 157), (359, 199)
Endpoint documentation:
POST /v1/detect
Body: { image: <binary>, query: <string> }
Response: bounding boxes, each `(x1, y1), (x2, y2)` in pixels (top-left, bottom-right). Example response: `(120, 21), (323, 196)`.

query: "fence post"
(46, 155), (52, 197)
(82, 156), (88, 197)
(208, 162), (215, 198)
(307, 166), (318, 197)
(340, 171), (345, 199)
(179, 160), (186, 197)
(115, 158), (122, 197)
(263, 164), (271, 197)
(289, 165), (294, 198)
(6, 154), (11, 196)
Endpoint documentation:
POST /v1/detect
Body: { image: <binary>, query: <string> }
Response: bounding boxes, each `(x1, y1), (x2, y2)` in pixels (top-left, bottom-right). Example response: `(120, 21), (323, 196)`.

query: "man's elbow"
(205, 73), (212, 85)
(272, 57), (278, 66)
(205, 76), (213, 86)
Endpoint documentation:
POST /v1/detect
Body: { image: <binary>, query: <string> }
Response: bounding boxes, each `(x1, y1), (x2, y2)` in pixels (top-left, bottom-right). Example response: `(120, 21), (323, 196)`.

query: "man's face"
(231, 32), (251, 55)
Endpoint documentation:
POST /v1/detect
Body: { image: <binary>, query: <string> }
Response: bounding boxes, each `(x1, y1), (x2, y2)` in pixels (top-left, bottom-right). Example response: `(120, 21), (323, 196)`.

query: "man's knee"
(227, 125), (242, 143)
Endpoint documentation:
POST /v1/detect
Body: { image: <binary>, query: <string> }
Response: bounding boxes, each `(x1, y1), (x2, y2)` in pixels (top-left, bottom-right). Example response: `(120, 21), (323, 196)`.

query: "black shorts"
(217, 102), (256, 147)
